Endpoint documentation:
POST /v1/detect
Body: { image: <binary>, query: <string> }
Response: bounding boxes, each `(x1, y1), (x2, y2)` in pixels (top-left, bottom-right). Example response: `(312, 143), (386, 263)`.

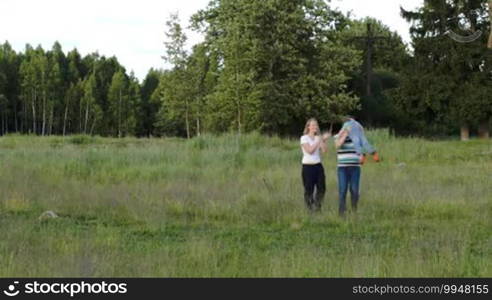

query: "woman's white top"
(300, 135), (321, 164)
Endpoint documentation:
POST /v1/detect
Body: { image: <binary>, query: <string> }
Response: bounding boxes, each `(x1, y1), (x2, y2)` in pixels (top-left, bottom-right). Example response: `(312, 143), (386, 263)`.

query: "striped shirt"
(336, 135), (361, 167)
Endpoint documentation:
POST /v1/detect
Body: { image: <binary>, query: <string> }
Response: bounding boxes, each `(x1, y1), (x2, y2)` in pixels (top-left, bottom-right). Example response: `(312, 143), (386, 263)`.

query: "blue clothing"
(342, 119), (376, 155)
(337, 166), (360, 215)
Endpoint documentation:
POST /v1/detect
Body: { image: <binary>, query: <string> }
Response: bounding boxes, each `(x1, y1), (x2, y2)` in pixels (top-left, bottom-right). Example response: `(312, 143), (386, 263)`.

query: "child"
(341, 116), (379, 164)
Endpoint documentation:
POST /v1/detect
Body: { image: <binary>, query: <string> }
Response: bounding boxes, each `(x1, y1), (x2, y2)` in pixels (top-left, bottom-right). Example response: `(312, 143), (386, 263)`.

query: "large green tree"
(191, 0), (361, 135)
(155, 13), (194, 138)
(108, 70), (128, 137)
(394, 0), (491, 139)
(136, 68), (162, 137)
(1, 42), (139, 136)
(81, 72), (101, 134)
(186, 43), (218, 136)
(489, 1), (492, 48)
(62, 49), (83, 135)
(0, 42), (21, 134)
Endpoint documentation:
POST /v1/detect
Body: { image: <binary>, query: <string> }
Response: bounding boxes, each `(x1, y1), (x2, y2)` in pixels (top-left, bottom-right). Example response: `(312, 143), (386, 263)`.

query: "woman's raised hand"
(322, 131), (332, 141)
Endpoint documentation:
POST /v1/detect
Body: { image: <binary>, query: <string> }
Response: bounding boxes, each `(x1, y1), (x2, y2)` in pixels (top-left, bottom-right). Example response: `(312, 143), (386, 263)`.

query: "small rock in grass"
(38, 210), (58, 221)
(290, 222), (302, 230)
(397, 162), (406, 168)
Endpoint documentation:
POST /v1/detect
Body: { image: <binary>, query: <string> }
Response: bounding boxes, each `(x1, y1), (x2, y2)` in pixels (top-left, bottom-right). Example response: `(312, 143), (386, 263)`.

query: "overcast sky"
(0, 0), (423, 81)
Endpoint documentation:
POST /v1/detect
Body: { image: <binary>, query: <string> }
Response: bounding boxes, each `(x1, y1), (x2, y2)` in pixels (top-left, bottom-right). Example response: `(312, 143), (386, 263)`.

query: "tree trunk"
(84, 101), (90, 134)
(235, 65), (241, 134)
(478, 119), (490, 139)
(41, 89), (46, 136)
(365, 32), (373, 97)
(118, 89), (122, 138)
(14, 101), (18, 132)
(460, 125), (470, 141)
(488, 1), (492, 48)
(41, 70), (46, 136)
(90, 117), (97, 135)
(234, 29), (241, 135)
(63, 96), (70, 136)
(185, 100), (190, 139)
(32, 88), (37, 134)
(48, 107), (54, 135)
(195, 97), (200, 137)
(79, 101), (83, 133)
(15, 103), (25, 132)
(21, 100), (25, 133)
(196, 117), (200, 137)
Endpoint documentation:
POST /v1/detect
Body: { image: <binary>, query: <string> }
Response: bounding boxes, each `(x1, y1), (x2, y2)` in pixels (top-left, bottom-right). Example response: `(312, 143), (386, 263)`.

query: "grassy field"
(0, 130), (490, 277)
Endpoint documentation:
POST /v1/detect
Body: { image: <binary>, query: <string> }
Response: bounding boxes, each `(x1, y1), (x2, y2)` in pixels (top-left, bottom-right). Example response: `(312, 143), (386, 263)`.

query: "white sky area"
(0, 0), (423, 81)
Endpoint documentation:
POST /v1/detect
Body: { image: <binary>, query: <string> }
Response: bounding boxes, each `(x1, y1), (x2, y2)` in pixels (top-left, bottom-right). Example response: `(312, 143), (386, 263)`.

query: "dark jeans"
(302, 164), (326, 211)
(337, 166), (361, 215)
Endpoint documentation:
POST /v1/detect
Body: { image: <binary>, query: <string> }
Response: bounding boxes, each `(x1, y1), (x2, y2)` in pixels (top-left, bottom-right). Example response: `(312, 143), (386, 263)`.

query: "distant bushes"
(68, 135), (100, 145)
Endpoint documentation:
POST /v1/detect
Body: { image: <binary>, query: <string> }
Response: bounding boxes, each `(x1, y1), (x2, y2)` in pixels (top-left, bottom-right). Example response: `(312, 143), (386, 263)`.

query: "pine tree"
(125, 72), (140, 136)
(192, 0), (361, 134)
(396, 0), (491, 139)
(108, 70), (127, 137)
(137, 68), (161, 137)
(156, 13), (193, 138)
(81, 73), (101, 134)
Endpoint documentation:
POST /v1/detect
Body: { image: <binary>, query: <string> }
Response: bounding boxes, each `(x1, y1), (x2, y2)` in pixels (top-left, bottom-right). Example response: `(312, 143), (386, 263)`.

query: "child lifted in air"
(340, 116), (380, 164)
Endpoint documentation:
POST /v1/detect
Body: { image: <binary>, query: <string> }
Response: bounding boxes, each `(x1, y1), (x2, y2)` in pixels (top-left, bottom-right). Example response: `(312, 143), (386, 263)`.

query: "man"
(334, 128), (361, 216)
(334, 117), (378, 216)
(341, 116), (379, 164)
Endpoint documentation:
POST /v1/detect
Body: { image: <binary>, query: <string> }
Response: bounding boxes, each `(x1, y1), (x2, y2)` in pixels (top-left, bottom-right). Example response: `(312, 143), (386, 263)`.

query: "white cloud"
(0, 0), (423, 81)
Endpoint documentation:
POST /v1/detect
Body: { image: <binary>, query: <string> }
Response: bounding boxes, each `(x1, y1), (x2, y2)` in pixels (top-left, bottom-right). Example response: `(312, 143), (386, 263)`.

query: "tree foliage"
(390, 0), (491, 135)
(0, 0), (489, 138)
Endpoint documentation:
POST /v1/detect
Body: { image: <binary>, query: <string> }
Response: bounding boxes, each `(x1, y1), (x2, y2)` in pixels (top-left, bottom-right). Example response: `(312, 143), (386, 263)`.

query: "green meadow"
(0, 131), (490, 277)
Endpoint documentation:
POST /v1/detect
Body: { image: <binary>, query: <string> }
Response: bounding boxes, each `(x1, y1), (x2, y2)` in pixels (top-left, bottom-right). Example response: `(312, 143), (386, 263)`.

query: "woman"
(300, 118), (331, 212)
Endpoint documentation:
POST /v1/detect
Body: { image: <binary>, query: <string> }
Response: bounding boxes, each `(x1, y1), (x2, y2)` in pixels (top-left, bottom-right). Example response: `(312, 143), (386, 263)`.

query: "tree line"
(0, 42), (144, 137)
(394, 0), (491, 139)
(0, 0), (490, 138)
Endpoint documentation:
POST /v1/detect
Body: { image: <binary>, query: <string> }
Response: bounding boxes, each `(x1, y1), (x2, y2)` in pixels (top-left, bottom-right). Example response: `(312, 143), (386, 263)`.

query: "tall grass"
(0, 131), (490, 277)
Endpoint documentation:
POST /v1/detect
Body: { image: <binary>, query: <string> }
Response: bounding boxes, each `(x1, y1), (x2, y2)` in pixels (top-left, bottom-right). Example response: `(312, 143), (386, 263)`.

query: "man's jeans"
(344, 119), (376, 155)
(337, 166), (361, 215)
